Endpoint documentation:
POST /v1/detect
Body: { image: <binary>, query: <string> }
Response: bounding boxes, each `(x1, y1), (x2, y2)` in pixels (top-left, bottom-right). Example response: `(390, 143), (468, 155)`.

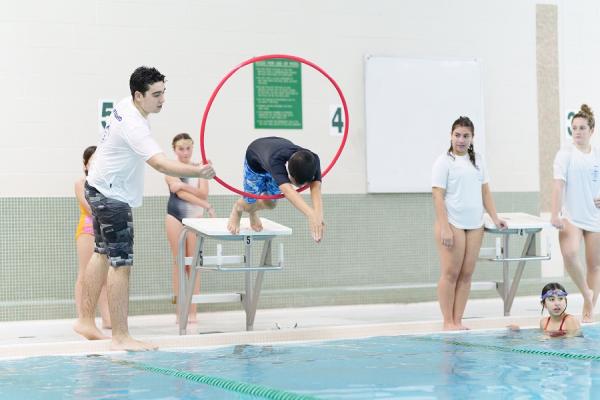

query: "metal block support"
(176, 218), (291, 335)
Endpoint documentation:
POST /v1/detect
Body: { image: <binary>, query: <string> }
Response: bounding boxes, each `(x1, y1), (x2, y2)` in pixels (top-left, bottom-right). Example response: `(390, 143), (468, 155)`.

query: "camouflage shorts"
(84, 183), (134, 267)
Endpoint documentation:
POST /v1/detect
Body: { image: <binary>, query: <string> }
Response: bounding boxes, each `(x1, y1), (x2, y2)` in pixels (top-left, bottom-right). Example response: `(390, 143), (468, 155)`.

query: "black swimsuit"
(167, 177), (191, 223)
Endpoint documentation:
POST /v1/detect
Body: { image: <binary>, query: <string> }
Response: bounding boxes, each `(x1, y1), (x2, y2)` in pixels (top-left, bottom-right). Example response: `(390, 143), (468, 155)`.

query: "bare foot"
(74, 319), (110, 340)
(227, 204), (243, 234)
(582, 290), (594, 323)
(188, 309), (198, 324)
(111, 335), (158, 352)
(457, 324), (470, 330)
(175, 315), (197, 325)
(249, 212), (263, 232)
(442, 323), (459, 331)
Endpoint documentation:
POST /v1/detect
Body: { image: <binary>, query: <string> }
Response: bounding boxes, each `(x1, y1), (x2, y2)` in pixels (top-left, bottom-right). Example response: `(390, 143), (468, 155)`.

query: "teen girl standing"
(432, 116), (507, 330)
(552, 104), (600, 323)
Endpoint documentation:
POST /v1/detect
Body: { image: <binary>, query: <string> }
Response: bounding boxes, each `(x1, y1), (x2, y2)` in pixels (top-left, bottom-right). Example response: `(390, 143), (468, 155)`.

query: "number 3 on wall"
(329, 105), (344, 136)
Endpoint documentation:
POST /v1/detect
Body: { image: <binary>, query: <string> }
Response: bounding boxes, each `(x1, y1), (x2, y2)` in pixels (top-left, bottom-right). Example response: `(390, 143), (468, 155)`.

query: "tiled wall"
(0, 192), (540, 321)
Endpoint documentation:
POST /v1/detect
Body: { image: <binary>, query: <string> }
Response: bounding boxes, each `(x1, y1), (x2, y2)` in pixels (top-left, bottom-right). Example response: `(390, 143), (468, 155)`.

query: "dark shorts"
(84, 182), (134, 267)
(243, 160), (281, 204)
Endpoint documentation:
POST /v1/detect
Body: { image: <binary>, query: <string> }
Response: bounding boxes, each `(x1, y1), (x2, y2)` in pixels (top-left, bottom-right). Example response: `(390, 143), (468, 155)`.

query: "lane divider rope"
(411, 336), (600, 361)
(110, 358), (320, 400)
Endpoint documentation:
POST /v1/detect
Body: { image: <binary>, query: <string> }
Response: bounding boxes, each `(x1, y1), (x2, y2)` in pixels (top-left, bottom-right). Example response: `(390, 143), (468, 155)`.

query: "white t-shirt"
(87, 97), (162, 207)
(431, 152), (489, 229)
(553, 145), (600, 232)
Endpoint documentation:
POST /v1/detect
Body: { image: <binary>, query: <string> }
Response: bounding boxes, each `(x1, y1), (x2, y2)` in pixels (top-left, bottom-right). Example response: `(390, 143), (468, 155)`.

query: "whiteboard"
(365, 56), (486, 192)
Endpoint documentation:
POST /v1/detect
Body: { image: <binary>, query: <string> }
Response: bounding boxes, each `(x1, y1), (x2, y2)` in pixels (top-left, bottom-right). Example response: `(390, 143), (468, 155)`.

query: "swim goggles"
(541, 289), (568, 300)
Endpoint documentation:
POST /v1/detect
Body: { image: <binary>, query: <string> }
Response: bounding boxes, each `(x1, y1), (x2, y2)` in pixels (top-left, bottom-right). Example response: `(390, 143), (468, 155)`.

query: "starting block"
(177, 217), (292, 335)
(480, 212), (552, 316)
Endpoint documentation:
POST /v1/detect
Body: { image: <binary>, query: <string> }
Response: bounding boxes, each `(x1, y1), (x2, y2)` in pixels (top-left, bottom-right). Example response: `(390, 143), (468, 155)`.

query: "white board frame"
(365, 56), (486, 193)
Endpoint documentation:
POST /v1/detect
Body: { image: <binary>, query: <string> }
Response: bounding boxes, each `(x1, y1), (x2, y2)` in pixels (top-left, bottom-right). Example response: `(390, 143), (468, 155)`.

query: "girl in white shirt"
(551, 104), (600, 323)
(432, 116), (506, 330)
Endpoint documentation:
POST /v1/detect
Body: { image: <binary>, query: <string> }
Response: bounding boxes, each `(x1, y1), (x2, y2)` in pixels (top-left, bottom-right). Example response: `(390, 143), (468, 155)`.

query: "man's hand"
(198, 162), (215, 179)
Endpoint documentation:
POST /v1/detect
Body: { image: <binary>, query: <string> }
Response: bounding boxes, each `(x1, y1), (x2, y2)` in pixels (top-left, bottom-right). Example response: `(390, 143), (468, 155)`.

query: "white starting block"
(177, 217), (292, 335)
(480, 212), (551, 316)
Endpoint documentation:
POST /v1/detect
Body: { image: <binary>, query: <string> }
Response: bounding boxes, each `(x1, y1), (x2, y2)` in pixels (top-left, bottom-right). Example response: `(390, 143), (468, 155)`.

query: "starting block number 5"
(245, 236), (252, 245)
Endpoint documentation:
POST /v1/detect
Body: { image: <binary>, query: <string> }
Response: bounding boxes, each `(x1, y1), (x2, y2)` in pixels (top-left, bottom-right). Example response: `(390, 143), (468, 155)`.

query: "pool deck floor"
(0, 294), (594, 359)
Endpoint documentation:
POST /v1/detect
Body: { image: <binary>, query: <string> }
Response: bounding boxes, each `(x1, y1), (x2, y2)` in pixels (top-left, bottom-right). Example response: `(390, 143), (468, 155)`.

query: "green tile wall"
(0, 192), (541, 321)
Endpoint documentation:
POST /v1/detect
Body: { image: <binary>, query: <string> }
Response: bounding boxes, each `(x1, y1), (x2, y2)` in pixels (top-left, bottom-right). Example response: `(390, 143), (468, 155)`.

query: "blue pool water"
(2, 325), (600, 399)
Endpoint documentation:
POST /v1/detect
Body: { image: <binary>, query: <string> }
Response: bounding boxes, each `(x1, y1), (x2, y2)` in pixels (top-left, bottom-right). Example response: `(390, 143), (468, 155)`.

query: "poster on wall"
(98, 99), (115, 135)
(253, 59), (302, 129)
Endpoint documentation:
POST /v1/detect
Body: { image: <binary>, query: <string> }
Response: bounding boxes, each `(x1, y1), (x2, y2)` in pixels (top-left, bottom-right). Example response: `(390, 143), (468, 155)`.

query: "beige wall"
(0, 0), (549, 197)
(537, 4), (560, 212)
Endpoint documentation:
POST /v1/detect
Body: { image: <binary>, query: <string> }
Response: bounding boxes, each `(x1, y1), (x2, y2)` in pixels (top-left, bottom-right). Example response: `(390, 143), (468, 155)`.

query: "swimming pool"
(1, 325), (600, 399)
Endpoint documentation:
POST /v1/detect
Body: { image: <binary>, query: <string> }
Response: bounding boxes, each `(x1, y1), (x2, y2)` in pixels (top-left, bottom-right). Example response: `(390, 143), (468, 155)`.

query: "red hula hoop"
(200, 54), (349, 200)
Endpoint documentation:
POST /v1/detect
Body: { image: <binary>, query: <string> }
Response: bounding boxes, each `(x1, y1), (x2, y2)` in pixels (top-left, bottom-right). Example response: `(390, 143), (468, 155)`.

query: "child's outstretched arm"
(310, 181), (324, 241)
(309, 180), (323, 220)
(279, 183), (323, 242)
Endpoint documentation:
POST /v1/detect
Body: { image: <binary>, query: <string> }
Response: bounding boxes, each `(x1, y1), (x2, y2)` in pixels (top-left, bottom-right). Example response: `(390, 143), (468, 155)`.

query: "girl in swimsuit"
(539, 282), (580, 337)
(165, 133), (215, 324)
(74, 145), (111, 329)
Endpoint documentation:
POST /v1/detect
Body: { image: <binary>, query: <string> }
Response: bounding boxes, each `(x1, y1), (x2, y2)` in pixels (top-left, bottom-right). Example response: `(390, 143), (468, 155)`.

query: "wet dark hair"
(82, 145), (96, 176)
(287, 150), (317, 186)
(540, 282), (568, 314)
(447, 116), (477, 169)
(129, 66), (166, 98)
(171, 133), (193, 149)
(572, 104), (595, 130)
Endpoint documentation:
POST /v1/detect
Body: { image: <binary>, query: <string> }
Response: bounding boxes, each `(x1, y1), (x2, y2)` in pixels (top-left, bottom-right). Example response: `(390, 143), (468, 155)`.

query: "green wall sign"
(253, 59), (302, 129)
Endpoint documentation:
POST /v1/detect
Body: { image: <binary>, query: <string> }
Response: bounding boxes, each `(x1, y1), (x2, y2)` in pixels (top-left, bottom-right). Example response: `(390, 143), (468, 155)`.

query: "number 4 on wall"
(329, 105), (344, 136)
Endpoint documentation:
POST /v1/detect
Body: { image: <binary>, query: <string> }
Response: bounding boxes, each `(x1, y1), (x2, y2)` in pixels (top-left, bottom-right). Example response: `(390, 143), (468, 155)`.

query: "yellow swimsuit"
(75, 203), (94, 240)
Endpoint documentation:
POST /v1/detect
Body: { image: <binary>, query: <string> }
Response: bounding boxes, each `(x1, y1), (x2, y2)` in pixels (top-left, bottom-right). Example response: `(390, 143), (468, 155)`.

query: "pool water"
(2, 325), (600, 399)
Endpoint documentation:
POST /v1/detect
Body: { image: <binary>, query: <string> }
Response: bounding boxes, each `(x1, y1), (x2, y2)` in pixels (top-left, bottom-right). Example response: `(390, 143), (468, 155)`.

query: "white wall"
(0, 0), (545, 197)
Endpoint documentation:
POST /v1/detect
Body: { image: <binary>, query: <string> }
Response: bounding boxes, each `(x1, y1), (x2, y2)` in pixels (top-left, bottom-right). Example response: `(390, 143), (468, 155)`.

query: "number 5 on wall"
(98, 99), (115, 135)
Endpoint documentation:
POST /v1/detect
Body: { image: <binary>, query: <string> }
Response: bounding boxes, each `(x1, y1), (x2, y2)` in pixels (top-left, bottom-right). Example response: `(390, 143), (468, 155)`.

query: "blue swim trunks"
(243, 160), (281, 204)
